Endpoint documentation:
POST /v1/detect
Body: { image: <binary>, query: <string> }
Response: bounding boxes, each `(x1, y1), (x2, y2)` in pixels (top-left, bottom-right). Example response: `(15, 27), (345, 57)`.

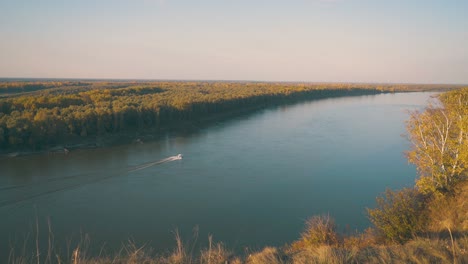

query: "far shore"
(0, 81), (457, 158)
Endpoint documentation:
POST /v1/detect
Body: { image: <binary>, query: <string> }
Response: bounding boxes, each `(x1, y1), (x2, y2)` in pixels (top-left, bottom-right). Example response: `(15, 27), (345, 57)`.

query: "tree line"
(0, 81), (461, 151)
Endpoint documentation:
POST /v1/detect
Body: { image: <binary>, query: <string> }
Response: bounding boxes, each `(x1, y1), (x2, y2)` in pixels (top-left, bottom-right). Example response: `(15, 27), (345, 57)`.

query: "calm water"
(0, 92), (434, 257)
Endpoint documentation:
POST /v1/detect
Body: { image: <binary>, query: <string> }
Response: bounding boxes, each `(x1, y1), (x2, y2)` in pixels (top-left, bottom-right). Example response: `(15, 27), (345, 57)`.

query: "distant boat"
(7, 152), (19, 157)
(176, 154), (183, 159)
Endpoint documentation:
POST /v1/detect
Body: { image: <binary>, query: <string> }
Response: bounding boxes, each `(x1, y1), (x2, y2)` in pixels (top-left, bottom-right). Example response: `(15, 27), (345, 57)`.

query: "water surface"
(0, 92), (435, 257)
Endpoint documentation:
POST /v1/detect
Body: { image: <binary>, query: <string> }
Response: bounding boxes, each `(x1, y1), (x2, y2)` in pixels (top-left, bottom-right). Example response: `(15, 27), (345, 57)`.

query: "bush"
(367, 188), (428, 244)
(291, 215), (340, 250)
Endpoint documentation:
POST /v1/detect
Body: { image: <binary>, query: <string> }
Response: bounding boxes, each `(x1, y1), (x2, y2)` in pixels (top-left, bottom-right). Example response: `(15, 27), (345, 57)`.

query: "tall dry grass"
(7, 232), (468, 264)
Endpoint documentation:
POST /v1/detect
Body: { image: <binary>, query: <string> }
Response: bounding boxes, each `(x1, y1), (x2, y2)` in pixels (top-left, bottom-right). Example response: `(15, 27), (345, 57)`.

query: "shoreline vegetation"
(3, 85), (468, 263)
(0, 81), (462, 156)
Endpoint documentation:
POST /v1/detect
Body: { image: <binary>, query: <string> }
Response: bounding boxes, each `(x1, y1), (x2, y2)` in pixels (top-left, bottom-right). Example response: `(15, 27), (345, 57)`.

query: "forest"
(0, 80), (461, 152)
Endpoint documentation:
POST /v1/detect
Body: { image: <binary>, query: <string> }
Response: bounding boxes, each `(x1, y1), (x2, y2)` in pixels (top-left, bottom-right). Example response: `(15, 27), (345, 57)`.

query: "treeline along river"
(0, 81), (456, 152)
(0, 90), (437, 259)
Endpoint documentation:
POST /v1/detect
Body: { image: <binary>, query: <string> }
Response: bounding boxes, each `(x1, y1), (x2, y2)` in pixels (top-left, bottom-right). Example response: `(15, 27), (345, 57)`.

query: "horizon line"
(0, 77), (466, 86)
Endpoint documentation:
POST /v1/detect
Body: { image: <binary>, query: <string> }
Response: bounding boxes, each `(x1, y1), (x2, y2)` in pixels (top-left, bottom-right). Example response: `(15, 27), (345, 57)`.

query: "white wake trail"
(127, 155), (182, 172)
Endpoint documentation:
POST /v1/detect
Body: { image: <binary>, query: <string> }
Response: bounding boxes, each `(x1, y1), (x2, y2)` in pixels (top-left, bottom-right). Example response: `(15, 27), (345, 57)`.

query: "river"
(0, 92), (435, 258)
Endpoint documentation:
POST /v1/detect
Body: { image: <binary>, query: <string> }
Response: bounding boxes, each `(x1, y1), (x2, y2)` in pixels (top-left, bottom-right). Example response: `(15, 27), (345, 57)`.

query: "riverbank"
(0, 85), (382, 157)
(8, 237), (466, 264)
(0, 81), (461, 157)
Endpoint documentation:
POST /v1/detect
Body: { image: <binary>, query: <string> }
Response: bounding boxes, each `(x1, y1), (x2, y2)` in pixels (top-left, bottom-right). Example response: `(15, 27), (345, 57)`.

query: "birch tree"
(406, 88), (468, 194)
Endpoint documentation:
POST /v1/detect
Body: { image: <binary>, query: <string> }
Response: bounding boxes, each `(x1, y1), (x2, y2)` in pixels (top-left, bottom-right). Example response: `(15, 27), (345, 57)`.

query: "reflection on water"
(0, 92), (435, 258)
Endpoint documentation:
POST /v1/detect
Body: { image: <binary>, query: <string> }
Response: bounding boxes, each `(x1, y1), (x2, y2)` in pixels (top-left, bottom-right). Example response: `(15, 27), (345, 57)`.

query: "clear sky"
(0, 0), (467, 83)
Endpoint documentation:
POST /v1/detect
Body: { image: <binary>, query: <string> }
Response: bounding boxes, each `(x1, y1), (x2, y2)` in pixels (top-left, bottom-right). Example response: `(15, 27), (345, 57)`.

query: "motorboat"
(176, 154), (183, 159)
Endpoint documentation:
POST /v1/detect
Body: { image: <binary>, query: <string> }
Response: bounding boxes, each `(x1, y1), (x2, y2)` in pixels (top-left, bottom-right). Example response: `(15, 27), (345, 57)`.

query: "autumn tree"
(406, 88), (468, 194)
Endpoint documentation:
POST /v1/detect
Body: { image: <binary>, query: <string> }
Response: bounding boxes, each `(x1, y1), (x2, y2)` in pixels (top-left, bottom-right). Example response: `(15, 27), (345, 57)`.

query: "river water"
(0, 92), (435, 257)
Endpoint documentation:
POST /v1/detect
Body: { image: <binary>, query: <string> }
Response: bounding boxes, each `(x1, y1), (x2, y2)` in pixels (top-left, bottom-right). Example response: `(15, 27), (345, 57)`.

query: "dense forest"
(0, 81), (462, 152)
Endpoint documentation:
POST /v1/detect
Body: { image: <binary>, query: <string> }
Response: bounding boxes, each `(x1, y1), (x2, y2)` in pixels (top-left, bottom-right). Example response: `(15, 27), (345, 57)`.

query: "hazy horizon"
(0, 77), (466, 86)
(1, 0), (467, 83)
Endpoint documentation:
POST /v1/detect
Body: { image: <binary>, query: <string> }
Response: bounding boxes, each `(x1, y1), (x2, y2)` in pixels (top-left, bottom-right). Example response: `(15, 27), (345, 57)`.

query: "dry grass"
(352, 237), (468, 264)
(289, 246), (356, 264)
(7, 234), (468, 264)
(342, 228), (379, 249)
(290, 215), (340, 252)
(428, 181), (468, 233)
(198, 235), (233, 264)
(285, 236), (468, 264)
(246, 247), (283, 264)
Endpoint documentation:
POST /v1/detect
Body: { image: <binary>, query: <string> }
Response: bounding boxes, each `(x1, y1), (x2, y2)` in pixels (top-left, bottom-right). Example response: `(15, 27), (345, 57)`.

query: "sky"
(0, 0), (467, 83)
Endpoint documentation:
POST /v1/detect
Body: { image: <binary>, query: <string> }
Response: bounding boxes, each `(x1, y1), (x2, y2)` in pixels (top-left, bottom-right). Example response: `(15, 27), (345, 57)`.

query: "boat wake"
(127, 154), (182, 173)
(0, 154), (183, 208)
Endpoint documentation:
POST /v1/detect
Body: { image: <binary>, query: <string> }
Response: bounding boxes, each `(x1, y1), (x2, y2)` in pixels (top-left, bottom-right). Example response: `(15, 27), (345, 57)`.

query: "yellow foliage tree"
(406, 88), (468, 194)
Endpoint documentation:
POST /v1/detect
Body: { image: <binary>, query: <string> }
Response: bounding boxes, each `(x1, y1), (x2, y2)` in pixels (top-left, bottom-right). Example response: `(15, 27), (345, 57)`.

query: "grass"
(6, 222), (468, 264)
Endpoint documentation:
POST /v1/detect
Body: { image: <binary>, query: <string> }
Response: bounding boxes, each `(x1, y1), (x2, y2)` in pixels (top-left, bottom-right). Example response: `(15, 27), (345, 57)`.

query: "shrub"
(291, 215), (340, 251)
(367, 188), (428, 244)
